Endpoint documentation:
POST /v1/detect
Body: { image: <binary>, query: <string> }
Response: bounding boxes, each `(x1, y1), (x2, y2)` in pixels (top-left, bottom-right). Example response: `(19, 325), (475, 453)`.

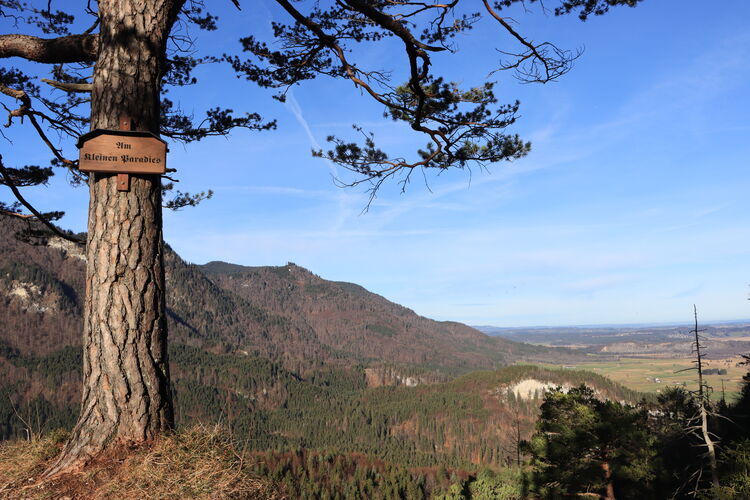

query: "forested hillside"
(2, 337), (641, 470)
(1, 218), (563, 374)
(197, 260), (557, 371)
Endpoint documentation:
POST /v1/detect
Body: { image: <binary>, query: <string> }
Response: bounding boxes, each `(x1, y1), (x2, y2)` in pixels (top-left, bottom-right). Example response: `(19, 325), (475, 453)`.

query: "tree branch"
(274, 0), (448, 171)
(0, 82), (84, 181)
(41, 78), (92, 93)
(0, 209), (35, 219)
(0, 33), (98, 63)
(0, 155), (83, 245)
(483, 0), (578, 83)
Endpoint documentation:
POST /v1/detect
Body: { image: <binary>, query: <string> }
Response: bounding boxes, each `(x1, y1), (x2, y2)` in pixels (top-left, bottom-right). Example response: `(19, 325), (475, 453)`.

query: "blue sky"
(3, 0), (750, 327)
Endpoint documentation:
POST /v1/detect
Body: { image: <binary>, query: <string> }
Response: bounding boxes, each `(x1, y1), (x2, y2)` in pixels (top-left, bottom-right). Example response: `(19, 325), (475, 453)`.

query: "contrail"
(284, 90), (339, 178)
(284, 89), (358, 232)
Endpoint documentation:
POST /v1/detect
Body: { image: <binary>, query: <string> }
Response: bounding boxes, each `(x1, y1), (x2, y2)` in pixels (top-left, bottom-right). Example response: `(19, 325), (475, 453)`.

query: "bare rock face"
(508, 379), (565, 400)
(47, 237), (86, 262)
(6, 279), (53, 312)
(364, 367), (443, 388)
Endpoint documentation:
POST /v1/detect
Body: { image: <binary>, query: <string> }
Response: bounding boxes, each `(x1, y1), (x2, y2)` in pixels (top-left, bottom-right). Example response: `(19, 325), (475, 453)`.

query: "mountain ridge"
(0, 219), (571, 378)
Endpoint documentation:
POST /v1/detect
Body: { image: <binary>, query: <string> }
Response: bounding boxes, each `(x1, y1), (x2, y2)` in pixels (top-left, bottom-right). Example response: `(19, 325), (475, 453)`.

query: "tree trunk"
(693, 305), (720, 488)
(46, 0), (183, 475)
(601, 461), (616, 500)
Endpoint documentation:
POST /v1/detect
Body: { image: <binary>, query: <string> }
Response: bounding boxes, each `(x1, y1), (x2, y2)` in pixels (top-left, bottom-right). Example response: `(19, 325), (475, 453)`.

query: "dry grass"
(0, 425), (280, 499)
(0, 428), (68, 495)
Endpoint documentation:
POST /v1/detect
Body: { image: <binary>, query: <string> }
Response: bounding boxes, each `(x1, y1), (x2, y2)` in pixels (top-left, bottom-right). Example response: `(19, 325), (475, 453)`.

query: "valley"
(2, 218), (749, 497)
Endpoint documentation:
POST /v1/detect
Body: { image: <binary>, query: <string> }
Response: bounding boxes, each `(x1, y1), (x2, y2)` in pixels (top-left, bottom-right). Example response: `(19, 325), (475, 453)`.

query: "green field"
(544, 356), (746, 401)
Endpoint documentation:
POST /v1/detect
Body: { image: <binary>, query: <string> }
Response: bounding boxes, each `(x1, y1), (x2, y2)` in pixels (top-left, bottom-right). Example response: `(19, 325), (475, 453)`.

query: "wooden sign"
(77, 129), (167, 174)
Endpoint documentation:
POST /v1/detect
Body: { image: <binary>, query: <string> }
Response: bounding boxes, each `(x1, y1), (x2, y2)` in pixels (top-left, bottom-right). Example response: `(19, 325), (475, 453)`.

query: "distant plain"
(478, 323), (750, 401)
(538, 357), (745, 401)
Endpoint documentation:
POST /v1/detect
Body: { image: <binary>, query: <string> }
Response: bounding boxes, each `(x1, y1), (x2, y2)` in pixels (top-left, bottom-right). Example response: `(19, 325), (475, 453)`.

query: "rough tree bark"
(47, 0), (184, 475)
(601, 461), (616, 500)
(0, 34), (98, 63)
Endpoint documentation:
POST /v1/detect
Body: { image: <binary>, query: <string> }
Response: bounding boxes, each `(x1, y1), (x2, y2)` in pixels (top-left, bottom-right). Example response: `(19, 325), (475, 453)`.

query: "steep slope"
(198, 261), (550, 372)
(168, 357), (646, 469)
(0, 218), (556, 377)
(0, 225), (84, 356)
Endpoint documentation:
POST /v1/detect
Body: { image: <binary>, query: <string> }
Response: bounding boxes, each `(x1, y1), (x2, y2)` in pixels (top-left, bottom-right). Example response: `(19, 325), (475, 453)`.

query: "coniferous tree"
(523, 385), (655, 499)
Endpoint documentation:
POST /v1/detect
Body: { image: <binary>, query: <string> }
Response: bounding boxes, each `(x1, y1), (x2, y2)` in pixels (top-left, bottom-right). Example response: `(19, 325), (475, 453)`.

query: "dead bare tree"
(678, 305), (720, 493)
